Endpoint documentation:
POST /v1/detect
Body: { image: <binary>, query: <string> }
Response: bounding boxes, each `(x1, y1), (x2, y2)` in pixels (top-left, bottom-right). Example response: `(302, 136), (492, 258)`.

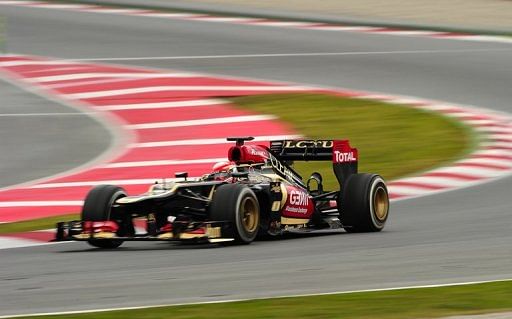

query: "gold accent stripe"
(281, 217), (309, 225)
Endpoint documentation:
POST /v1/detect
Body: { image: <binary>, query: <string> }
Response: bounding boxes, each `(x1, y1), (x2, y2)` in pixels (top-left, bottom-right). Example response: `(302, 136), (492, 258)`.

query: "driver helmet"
(212, 161), (236, 173)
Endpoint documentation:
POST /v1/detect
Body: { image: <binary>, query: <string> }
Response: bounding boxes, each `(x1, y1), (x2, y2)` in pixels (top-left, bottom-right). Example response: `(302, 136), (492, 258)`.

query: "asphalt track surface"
(0, 4), (511, 316)
(0, 78), (112, 189)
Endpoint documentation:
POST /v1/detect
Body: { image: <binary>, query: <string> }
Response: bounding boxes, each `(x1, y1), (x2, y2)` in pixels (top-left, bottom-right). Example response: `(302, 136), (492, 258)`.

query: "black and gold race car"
(56, 137), (389, 247)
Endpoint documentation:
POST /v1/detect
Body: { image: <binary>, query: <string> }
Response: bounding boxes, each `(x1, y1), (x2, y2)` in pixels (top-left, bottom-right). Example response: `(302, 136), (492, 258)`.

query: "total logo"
(250, 148), (269, 158)
(289, 190), (309, 206)
(334, 151), (357, 163)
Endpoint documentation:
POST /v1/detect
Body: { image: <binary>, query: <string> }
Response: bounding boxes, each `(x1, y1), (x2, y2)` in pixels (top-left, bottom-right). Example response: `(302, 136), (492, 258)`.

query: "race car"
(56, 137), (389, 247)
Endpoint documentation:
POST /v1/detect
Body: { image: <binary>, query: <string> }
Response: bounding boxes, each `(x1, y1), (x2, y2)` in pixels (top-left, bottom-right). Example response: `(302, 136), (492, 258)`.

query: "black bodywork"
(55, 137), (385, 245)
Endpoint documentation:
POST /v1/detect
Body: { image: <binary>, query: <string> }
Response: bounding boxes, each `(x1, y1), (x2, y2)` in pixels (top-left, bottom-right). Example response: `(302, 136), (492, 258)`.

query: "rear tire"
(338, 174), (389, 232)
(81, 185), (126, 249)
(210, 184), (260, 244)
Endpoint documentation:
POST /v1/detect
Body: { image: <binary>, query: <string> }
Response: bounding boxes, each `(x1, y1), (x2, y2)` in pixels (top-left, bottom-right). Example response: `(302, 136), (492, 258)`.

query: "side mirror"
(231, 171), (249, 178)
(175, 172), (188, 180)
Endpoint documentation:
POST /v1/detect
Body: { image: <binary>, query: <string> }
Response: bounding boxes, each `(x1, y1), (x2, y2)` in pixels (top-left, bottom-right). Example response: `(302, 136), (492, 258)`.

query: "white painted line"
(63, 85), (307, 99)
(471, 149), (512, 158)
(252, 21), (317, 27)
(0, 237), (53, 250)
(78, 8), (144, 14)
(0, 60), (74, 67)
(481, 149), (512, 158)
(30, 178), (186, 189)
(390, 176), (473, 188)
(103, 157), (225, 168)
(433, 166), (505, 177)
(28, 3), (93, 10)
(125, 115), (277, 130)
(133, 12), (204, 18)
(482, 141), (512, 148)
(130, 134), (302, 148)
(409, 103), (456, 112)
(26, 72), (198, 83)
(443, 312), (512, 319)
(44, 75), (201, 89)
(0, 201), (83, 208)
(373, 30), (444, 36)
(32, 229), (56, 233)
(75, 48), (512, 62)
(95, 98), (226, 111)
(380, 97), (429, 104)
(0, 1), (44, 5)
(442, 35), (512, 44)
(488, 132), (512, 138)
(456, 157), (512, 168)
(312, 26), (382, 32)
(0, 278), (509, 319)
(387, 185), (436, 196)
(186, 16), (261, 23)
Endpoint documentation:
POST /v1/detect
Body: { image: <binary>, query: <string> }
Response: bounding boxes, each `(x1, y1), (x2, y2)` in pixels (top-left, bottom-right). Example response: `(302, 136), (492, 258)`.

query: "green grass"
(0, 214), (78, 234)
(230, 93), (474, 190)
(10, 281), (512, 319)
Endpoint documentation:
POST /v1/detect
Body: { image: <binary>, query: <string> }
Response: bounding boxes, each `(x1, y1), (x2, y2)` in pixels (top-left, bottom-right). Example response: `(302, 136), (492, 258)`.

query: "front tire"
(210, 184), (260, 244)
(81, 185), (126, 248)
(339, 174), (389, 232)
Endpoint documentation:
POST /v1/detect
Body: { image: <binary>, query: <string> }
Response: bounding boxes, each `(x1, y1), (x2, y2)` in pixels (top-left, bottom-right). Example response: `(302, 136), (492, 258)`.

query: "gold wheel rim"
(374, 186), (389, 221)
(241, 197), (259, 233)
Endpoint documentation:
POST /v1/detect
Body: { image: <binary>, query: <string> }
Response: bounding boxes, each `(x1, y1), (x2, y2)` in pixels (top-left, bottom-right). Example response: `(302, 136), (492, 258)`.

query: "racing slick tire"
(81, 185), (126, 249)
(339, 174), (389, 232)
(210, 184), (260, 244)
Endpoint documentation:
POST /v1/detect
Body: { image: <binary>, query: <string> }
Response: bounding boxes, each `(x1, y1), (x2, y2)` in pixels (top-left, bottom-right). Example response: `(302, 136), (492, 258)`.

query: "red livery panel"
(282, 185), (314, 219)
(228, 145), (270, 164)
(332, 140), (358, 163)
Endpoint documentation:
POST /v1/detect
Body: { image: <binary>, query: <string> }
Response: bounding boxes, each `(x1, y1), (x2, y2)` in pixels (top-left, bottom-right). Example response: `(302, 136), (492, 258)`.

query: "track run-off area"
(0, 0), (511, 316)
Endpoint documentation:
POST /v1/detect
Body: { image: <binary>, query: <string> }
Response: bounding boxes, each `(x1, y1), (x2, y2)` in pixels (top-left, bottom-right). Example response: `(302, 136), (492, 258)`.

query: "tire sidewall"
(340, 173), (389, 232)
(234, 187), (260, 243)
(82, 185), (126, 221)
(368, 176), (388, 231)
(82, 185), (126, 248)
(210, 184), (261, 244)
(105, 190), (126, 220)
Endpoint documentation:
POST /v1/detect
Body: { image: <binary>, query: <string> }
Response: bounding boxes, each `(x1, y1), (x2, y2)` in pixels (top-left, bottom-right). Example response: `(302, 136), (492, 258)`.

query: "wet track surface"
(0, 4), (511, 316)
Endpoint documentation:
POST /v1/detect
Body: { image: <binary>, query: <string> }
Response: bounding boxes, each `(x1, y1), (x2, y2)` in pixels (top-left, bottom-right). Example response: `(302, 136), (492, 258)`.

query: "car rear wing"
(270, 139), (358, 189)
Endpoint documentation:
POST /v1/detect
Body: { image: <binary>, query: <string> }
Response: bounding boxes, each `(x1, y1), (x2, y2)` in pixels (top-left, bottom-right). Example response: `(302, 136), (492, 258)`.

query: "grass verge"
(0, 214), (78, 234)
(231, 93), (473, 190)
(9, 280), (512, 318)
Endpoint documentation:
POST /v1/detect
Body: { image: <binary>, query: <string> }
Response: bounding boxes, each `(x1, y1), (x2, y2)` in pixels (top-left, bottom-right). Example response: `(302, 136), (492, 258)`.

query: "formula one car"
(56, 137), (389, 247)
